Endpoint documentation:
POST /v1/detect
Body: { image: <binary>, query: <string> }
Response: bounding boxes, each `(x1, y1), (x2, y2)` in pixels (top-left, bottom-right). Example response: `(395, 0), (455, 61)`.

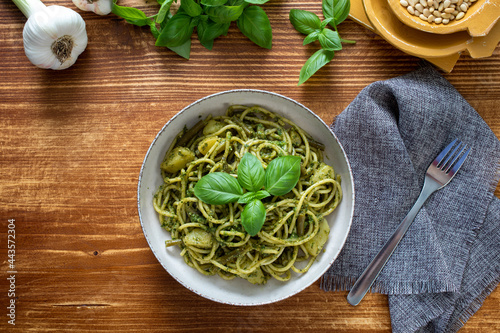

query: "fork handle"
(346, 178), (440, 306)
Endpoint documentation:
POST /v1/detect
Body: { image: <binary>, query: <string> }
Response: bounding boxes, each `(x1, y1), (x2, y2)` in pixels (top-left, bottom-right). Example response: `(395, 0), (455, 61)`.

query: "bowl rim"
(137, 89), (355, 305)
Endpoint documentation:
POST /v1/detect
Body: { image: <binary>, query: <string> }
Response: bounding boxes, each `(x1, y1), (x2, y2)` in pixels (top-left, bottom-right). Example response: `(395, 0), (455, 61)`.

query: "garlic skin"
(23, 5), (88, 70)
(72, 0), (113, 15)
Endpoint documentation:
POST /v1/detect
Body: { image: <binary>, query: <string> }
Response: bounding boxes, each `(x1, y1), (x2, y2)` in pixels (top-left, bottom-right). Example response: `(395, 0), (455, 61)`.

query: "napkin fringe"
(320, 275), (459, 295)
(445, 269), (500, 333)
(320, 275), (357, 292)
(400, 294), (457, 333)
(492, 159), (500, 194)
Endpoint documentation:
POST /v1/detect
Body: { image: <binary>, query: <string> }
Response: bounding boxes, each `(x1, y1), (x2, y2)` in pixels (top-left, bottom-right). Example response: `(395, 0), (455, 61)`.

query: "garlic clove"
(72, 0), (113, 15)
(23, 5), (88, 70)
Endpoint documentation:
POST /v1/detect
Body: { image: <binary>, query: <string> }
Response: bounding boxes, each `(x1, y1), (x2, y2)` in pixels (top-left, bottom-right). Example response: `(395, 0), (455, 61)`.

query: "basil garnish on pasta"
(194, 152), (301, 236)
(241, 199), (267, 237)
(153, 105), (342, 284)
(265, 155), (301, 196)
(237, 152), (265, 192)
(193, 172), (243, 205)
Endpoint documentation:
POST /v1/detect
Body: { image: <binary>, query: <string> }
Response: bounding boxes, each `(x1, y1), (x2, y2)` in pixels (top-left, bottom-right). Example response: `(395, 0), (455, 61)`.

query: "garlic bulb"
(13, 0), (88, 70)
(72, 0), (113, 15)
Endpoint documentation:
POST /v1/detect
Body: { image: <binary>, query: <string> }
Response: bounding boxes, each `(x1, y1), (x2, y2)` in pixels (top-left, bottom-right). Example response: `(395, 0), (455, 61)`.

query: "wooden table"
(1, 0), (498, 331)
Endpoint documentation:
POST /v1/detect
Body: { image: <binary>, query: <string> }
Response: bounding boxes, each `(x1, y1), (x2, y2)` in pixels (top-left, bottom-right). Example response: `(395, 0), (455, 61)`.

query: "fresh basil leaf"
(244, 0), (269, 4)
(227, 0), (246, 5)
(241, 199), (266, 236)
(194, 172), (243, 205)
(197, 19), (230, 50)
(320, 17), (333, 29)
(112, 4), (153, 26)
(265, 156), (301, 196)
(303, 30), (320, 45)
(237, 153), (266, 191)
(168, 38), (191, 59)
(298, 49), (334, 85)
(206, 5), (246, 23)
(322, 0), (350, 26)
(156, 12), (194, 48)
(159, 11), (173, 29)
(237, 190), (270, 204)
(181, 0), (203, 17)
(157, 0), (174, 23)
(201, 0), (228, 5)
(318, 28), (342, 51)
(237, 6), (272, 49)
(289, 9), (321, 35)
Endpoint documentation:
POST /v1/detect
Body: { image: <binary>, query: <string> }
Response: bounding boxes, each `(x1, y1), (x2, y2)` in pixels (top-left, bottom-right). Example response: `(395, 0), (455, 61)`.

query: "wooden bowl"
(387, 0), (500, 36)
(363, 0), (500, 58)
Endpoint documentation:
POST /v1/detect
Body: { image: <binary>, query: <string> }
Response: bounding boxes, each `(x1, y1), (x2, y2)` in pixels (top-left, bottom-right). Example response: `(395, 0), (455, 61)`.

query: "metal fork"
(347, 139), (471, 306)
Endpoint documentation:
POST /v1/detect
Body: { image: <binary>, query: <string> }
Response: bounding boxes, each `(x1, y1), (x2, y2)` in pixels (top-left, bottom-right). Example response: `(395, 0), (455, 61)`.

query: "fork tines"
(434, 139), (471, 174)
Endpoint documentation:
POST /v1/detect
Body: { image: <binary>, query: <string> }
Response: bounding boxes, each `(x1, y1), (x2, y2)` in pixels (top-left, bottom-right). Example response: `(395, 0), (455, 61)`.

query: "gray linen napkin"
(321, 62), (500, 332)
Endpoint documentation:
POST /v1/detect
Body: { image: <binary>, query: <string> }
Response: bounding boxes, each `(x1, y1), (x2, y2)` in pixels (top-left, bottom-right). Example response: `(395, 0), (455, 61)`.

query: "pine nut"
(399, 0), (476, 26)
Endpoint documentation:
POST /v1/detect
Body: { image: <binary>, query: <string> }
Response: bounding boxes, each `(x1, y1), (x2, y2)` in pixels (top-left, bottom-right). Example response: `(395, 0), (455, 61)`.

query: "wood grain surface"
(1, 0), (498, 331)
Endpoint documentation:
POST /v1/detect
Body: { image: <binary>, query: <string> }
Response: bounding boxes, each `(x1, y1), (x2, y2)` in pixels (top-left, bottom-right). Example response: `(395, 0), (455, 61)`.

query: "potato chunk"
(161, 147), (195, 173)
(198, 136), (219, 155)
(241, 267), (267, 285)
(310, 163), (334, 184)
(183, 229), (213, 249)
(203, 120), (225, 136)
(304, 218), (330, 256)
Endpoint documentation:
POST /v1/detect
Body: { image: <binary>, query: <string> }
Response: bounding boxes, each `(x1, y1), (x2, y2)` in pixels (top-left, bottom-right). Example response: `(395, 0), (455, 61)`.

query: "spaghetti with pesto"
(153, 105), (342, 284)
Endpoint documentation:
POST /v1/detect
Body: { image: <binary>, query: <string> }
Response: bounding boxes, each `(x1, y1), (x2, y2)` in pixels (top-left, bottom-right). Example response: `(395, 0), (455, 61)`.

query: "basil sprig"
(193, 172), (244, 205)
(111, 0), (272, 59)
(289, 0), (355, 85)
(193, 153), (301, 236)
(265, 155), (301, 196)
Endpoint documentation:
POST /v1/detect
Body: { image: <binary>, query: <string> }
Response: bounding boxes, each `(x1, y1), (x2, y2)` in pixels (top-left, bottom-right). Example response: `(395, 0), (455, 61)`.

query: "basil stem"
(238, 190), (270, 204)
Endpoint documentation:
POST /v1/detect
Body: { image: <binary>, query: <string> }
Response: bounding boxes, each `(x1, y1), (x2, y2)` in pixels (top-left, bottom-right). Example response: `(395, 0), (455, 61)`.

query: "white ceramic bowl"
(137, 90), (354, 305)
